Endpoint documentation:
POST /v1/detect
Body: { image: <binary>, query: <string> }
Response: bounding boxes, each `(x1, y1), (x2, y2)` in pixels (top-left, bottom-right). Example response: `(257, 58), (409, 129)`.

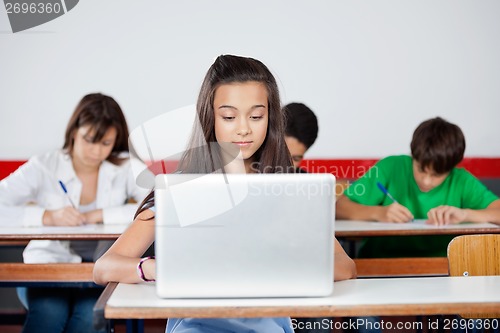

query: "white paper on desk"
(410, 220), (497, 229)
(0, 224), (127, 235)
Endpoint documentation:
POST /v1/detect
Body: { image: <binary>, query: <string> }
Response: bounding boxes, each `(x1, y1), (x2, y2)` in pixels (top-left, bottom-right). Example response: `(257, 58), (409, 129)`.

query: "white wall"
(1, 0), (499, 160)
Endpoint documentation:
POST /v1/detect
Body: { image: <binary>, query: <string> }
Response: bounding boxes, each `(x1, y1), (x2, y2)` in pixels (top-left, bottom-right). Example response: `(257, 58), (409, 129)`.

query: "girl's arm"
(333, 238), (357, 281)
(93, 209), (156, 285)
(0, 156), (85, 226)
(0, 158), (42, 227)
(95, 211), (358, 284)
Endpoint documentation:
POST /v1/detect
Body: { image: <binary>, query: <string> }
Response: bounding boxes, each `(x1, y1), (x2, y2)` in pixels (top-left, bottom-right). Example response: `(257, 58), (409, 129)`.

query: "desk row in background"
(0, 220), (499, 240)
(0, 224), (127, 240)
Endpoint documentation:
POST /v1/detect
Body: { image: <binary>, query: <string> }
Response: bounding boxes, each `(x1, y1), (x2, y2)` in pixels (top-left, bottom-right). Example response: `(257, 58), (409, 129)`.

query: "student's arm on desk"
(0, 157), (89, 226)
(93, 209), (156, 285)
(334, 238), (357, 281)
(336, 195), (413, 223)
(427, 199), (500, 226)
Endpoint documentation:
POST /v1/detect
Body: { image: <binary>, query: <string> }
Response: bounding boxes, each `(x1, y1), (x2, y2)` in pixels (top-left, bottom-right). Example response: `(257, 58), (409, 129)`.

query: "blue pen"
(376, 181), (399, 203)
(58, 180), (77, 209)
(377, 181), (415, 221)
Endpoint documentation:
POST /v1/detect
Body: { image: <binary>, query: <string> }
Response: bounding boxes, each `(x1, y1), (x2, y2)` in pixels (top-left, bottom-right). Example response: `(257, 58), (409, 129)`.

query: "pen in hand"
(58, 180), (77, 209)
(376, 182), (398, 203)
(376, 181), (414, 222)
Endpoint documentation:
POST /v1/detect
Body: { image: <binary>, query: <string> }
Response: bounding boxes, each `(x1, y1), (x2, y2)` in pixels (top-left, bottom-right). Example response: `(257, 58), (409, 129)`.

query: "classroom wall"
(1, 0), (499, 161)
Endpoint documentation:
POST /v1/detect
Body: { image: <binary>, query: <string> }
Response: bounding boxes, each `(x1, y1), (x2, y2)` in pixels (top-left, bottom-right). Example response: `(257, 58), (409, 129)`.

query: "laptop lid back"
(154, 173), (335, 298)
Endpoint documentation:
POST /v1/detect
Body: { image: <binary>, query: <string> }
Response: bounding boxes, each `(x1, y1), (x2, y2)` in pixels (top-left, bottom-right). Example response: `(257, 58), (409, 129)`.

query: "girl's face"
(213, 81), (268, 168)
(72, 125), (117, 170)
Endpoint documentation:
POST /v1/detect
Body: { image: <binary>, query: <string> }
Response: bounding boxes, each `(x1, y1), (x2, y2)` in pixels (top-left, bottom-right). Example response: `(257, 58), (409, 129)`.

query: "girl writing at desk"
(0, 93), (147, 333)
(94, 54), (356, 332)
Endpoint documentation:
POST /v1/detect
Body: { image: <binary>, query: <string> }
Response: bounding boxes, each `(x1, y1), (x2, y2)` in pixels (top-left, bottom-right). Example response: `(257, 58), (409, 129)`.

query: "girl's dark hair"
(63, 93), (129, 165)
(410, 117), (465, 174)
(135, 55), (293, 218)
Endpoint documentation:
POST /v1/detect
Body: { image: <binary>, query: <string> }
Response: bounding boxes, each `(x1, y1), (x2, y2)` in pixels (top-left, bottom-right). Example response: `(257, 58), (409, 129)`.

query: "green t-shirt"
(344, 155), (498, 257)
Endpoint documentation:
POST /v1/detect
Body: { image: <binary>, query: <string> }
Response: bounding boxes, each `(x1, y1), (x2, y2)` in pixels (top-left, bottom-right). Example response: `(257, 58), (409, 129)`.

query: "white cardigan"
(0, 150), (149, 263)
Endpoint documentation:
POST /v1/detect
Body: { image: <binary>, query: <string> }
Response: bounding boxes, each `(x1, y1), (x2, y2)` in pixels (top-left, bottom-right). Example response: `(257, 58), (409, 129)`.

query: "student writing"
(0, 93), (147, 333)
(336, 117), (500, 258)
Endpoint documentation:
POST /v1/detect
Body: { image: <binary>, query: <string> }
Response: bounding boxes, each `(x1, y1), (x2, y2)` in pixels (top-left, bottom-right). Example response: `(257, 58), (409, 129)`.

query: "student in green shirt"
(336, 117), (500, 258)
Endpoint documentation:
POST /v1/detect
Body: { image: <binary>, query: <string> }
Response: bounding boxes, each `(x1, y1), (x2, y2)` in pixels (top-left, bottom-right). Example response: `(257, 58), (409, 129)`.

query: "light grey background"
(1, 0), (499, 159)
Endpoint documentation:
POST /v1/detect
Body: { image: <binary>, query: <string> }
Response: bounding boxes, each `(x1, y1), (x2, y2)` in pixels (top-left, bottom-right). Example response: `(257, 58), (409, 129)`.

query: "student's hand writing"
(378, 203), (414, 223)
(42, 207), (86, 226)
(82, 209), (103, 225)
(426, 205), (467, 226)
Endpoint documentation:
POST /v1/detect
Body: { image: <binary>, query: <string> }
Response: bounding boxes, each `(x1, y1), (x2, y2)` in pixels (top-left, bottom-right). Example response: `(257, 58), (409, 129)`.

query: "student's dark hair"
(410, 117), (465, 174)
(63, 93), (129, 165)
(284, 102), (318, 149)
(135, 55), (293, 219)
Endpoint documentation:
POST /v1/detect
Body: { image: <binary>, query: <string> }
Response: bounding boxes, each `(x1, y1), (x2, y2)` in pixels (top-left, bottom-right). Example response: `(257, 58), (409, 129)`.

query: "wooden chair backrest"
(448, 234), (500, 277)
(447, 234), (500, 318)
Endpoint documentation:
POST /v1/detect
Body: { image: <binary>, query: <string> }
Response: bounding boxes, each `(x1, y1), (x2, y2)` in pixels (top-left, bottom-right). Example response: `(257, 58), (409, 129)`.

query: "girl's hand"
(427, 206), (467, 226)
(82, 209), (103, 225)
(42, 207), (86, 226)
(378, 203), (414, 223)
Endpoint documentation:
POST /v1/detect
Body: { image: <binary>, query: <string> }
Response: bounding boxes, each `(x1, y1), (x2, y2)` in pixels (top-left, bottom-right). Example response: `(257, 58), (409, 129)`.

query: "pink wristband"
(137, 256), (155, 282)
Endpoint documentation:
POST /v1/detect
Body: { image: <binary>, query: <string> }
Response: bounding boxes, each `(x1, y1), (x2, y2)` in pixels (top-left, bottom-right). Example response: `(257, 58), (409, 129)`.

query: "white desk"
(2, 221), (498, 240)
(2, 221), (498, 280)
(0, 224), (128, 241)
(102, 276), (500, 319)
(335, 220), (500, 237)
(335, 220), (500, 276)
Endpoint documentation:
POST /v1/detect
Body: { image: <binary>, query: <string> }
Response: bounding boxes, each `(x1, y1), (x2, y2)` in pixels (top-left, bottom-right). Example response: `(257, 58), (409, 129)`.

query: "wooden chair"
(447, 234), (500, 318)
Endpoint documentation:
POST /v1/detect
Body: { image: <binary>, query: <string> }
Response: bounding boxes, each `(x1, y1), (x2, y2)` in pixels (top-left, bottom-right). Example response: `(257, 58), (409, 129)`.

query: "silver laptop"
(154, 173), (335, 298)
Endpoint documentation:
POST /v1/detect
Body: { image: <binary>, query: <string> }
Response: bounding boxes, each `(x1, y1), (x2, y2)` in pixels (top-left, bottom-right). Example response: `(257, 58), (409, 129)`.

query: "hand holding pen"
(376, 182), (414, 223)
(41, 181), (86, 226)
(58, 180), (77, 209)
